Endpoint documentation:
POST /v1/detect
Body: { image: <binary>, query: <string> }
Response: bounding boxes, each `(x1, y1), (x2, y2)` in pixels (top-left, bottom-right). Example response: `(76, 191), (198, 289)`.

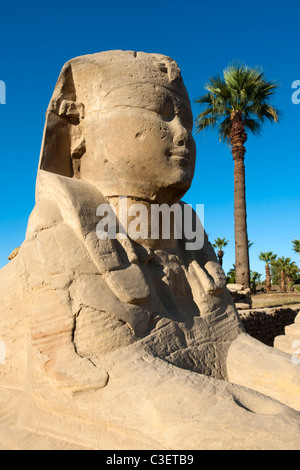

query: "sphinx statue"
(0, 51), (299, 450)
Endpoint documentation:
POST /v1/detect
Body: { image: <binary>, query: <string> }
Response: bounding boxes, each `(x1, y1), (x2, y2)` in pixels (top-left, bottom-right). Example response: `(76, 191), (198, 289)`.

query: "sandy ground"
(252, 292), (300, 309)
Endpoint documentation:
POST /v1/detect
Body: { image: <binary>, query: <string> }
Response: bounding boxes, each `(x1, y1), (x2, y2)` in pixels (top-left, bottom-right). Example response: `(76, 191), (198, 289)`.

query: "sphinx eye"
(158, 97), (175, 120)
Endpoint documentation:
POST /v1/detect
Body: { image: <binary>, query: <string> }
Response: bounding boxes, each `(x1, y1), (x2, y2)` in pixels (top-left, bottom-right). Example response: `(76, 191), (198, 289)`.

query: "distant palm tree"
(285, 261), (300, 291)
(227, 264), (236, 284)
(213, 237), (229, 267)
(259, 251), (277, 293)
(195, 63), (280, 288)
(251, 271), (262, 294)
(272, 257), (294, 292)
(292, 240), (300, 257)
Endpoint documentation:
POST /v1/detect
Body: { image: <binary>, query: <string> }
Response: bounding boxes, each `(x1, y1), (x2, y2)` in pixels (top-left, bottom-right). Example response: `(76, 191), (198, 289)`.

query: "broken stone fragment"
(7, 247), (20, 261)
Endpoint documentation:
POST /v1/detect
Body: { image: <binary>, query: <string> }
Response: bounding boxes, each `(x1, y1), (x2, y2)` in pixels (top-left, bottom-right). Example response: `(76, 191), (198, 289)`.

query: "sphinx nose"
(172, 117), (190, 147)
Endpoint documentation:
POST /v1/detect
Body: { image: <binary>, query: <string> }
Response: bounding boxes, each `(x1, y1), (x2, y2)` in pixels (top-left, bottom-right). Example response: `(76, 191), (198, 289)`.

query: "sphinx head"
(39, 51), (196, 204)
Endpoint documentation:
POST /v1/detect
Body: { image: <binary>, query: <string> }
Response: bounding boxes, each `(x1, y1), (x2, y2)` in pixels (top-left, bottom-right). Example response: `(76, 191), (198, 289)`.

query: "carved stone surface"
(274, 311), (300, 355)
(0, 51), (299, 450)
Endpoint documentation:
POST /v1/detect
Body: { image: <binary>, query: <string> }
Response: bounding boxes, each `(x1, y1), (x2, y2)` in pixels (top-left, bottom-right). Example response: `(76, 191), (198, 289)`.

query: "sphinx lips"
(167, 148), (190, 166)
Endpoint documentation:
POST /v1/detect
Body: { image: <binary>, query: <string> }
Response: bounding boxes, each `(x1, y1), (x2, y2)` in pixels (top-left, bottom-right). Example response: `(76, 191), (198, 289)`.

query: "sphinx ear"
(38, 63), (86, 178)
(59, 99), (86, 178)
(58, 100), (85, 124)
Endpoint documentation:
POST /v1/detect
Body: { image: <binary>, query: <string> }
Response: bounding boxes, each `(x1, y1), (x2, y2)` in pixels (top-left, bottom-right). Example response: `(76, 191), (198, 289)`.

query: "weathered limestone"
(227, 283), (252, 309)
(227, 333), (300, 412)
(0, 51), (300, 450)
(7, 247), (20, 261)
(274, 311), (300, 357)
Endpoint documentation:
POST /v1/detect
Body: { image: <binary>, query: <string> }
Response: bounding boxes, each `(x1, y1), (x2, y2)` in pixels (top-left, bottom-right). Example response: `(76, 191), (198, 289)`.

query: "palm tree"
(227, 265), (236, 284)
(285, 261), (300, 291)
(272, 257), (293, 292)
(292, 240), (300, 257)
(213, 237), (229, 267)
(250, 271), (262, 294)
(259, 251), (277, 293)
(195, 63), (280, 288)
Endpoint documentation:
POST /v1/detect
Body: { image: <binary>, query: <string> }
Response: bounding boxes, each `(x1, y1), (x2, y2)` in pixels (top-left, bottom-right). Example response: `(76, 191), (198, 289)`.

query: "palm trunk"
(217, 250), (224, 267)
(287, 275), (293, 292)
(281, 270), (286, 292)
(230, 111), (250, 288)
(265, 264), (271, 293)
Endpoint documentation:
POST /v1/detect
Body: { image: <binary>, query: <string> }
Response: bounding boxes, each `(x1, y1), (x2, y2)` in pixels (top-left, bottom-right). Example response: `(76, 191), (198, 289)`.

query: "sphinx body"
(0, 51), (299, 450)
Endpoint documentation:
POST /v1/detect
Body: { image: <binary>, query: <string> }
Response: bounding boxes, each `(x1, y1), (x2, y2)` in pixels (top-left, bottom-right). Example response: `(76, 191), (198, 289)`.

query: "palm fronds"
(194, 62), (280, 140)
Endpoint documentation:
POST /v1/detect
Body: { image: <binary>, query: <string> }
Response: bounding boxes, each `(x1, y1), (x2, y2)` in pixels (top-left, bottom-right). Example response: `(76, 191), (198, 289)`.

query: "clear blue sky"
(0, 0), (299, 278)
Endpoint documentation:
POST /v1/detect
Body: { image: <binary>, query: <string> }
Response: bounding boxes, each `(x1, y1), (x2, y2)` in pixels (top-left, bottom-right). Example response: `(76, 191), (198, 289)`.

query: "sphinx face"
(79, 83), (196, 203)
